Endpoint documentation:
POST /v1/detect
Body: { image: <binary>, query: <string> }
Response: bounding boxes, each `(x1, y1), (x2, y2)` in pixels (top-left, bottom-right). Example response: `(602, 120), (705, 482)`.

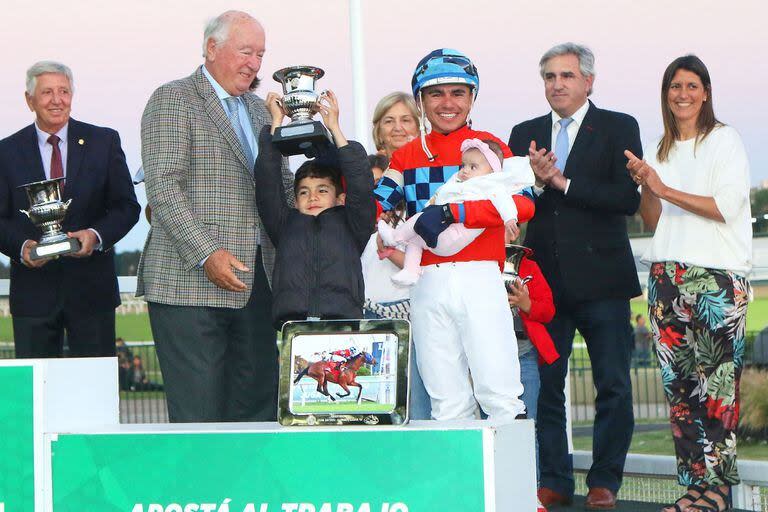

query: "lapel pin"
(78, 138), (85, 145)
(585, 125), (594, 132)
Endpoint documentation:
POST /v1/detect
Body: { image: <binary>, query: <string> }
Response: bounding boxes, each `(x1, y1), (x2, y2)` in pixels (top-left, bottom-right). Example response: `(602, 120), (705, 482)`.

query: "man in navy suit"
(508, 43), (642, 510)
(0, 61), (140, 358)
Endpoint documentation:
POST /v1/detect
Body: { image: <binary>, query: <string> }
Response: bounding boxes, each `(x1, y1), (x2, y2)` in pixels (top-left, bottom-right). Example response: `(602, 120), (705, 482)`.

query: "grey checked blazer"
(136, 66), (294, 308)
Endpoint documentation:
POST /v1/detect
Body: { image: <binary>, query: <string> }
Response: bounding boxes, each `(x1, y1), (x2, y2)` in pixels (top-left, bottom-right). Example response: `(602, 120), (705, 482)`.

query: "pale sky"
(2, 0), (765, 255)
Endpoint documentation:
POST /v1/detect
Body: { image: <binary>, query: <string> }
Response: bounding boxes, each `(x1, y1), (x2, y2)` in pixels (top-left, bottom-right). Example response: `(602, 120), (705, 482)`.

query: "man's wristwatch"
(440, 204), (456, 223)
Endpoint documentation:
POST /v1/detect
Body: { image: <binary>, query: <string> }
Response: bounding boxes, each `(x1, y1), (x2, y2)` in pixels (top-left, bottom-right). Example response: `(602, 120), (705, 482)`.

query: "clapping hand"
(625, 150), (666, 196)
(528, 141), (567, 191)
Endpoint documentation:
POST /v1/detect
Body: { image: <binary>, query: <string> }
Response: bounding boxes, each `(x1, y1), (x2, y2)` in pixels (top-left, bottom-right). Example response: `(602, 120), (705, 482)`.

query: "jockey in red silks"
(373, 49), (535, 422)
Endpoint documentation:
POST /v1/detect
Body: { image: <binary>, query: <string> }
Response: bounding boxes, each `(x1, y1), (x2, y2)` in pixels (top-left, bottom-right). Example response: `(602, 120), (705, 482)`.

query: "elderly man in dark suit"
(508, 43), (642, 510)
(0, 61), (140, 358)
(137, 10), (294, 423)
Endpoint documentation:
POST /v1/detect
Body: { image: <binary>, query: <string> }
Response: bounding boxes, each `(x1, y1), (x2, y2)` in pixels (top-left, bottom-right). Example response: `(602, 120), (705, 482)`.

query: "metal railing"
(574, 452), (768, 511)
(0, 340), (167, 423)
(116, 341), (168, 423)
(569, 330), (766, 423)
(0, 331), (763, 424)
(2, 331), (765, 425)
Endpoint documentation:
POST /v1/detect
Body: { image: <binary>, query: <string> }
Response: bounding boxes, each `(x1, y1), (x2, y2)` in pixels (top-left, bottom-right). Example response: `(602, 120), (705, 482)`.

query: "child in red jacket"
(506, 246), (558, 503)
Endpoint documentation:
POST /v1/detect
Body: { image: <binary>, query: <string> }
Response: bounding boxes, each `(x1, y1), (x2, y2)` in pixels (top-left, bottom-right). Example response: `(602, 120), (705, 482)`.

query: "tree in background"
(114, 250), (141, 276)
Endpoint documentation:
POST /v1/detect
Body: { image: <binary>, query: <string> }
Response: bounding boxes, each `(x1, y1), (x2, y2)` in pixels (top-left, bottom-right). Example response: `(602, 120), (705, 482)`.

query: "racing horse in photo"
(293, 352), (376, 402)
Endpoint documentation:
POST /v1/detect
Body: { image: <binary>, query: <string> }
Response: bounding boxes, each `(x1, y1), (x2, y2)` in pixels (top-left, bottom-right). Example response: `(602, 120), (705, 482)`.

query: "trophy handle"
(62, 199), (72, 211)
(19, 208), (31, 219)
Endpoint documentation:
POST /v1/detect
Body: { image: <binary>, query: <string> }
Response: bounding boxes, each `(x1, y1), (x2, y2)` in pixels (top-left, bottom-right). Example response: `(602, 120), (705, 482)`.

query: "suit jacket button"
(554, 209), (559, 216)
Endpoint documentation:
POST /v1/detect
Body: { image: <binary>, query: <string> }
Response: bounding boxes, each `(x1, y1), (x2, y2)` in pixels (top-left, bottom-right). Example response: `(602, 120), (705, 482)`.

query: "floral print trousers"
(648, 261), (749, 486)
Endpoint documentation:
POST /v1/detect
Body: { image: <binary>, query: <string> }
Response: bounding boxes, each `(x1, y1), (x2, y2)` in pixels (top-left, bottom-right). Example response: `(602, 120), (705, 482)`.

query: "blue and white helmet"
(411, 49), (480, 161)
(411, 48), (479, 98)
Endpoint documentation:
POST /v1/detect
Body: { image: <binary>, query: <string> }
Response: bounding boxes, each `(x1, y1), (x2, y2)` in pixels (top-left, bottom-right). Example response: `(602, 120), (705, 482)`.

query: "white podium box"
(46, 419), (536, 512)
(0, 358), (118, 512)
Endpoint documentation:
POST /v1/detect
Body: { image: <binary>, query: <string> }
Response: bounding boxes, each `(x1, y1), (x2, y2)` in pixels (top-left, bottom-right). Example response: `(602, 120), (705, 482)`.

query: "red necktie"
(48, 134), (64, 193)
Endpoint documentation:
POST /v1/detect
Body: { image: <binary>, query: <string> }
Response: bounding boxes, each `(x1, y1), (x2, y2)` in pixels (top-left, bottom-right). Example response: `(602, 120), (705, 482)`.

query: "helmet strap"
(467, 88), (477, 129)
(418, 90), (437, 162)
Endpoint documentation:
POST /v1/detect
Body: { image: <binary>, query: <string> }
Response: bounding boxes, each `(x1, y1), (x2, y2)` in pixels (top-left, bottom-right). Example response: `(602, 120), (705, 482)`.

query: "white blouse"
(641, 125), (752, 274)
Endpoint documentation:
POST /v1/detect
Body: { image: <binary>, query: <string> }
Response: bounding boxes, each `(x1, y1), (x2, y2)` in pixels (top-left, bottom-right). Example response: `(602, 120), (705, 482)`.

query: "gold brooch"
(78, 139), (85, 145)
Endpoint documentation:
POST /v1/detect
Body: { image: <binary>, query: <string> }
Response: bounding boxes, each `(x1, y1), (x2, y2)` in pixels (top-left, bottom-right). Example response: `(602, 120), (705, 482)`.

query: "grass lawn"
(573, 428), (768, 461)
(0, 316), (11, 343)
(0, 312), (153, 342)
(115, 313), (153, 341)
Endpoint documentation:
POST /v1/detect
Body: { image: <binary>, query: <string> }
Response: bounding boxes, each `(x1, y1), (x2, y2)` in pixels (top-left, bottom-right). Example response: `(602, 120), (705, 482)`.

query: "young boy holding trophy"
(254, 90), (376, 329)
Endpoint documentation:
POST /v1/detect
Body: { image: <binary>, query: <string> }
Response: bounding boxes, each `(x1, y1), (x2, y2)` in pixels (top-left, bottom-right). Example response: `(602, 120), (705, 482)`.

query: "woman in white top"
(625, 55), (751, 512)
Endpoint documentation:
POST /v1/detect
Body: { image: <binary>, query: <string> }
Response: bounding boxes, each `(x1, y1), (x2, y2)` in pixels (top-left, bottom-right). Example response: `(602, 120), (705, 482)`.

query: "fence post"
(732, 483), (760, 511)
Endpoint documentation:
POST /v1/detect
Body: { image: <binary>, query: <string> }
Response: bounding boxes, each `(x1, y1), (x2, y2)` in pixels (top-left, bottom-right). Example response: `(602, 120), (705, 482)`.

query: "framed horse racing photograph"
(278, 319), (410, 426)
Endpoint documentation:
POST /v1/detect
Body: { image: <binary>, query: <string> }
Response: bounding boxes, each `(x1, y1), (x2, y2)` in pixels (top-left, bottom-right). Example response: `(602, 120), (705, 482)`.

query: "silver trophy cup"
(503, 244), (533, 297)
(271, 65), (331, 156)
(19, 178), (81, 260)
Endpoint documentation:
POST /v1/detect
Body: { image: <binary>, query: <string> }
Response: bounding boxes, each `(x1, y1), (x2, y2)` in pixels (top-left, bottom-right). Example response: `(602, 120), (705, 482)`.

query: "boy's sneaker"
(537, 498), (548, 512)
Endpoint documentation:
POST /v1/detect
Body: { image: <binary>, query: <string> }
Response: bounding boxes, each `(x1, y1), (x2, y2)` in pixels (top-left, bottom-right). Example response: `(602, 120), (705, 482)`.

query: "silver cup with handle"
(271, 65), (332, 157)
(18, 177), (81, 260)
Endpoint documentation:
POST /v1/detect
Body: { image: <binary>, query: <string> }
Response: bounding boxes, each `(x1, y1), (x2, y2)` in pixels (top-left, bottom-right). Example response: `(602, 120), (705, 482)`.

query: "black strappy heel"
(662, 484), (707, 512)
(689, 486), (732, 512)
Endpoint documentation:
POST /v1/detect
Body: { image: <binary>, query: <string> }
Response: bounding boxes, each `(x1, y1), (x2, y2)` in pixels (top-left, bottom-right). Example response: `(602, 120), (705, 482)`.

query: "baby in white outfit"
(378, 138), (532, 286)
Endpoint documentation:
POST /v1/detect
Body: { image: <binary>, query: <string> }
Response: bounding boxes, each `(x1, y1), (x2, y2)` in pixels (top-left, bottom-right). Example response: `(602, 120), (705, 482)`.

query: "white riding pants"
(410, 260), (525, 421)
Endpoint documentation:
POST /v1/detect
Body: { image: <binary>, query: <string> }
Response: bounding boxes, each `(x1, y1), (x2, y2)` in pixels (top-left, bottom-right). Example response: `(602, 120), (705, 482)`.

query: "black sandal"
(689, 486), (732, 512)
(662, 484), (707, 512)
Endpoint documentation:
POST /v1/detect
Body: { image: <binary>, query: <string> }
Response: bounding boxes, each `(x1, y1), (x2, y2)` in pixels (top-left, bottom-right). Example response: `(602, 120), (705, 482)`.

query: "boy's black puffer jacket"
(254, 126), (376, 329)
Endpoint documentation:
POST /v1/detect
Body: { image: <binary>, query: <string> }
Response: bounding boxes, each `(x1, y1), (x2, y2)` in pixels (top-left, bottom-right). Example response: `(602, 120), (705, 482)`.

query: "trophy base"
(273, 121), (332, 157)
(31, 237), (81, 260)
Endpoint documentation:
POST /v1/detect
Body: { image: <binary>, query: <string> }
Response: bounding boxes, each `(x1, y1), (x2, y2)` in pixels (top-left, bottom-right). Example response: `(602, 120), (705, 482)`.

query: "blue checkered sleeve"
(374, 169), (405, 211)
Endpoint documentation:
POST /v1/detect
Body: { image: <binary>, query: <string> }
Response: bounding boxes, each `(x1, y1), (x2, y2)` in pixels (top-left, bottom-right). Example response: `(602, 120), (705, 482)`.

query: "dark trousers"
(537, 298), (634, 496)
(13, 302), (116, 358)
(148, 250), (277, 423)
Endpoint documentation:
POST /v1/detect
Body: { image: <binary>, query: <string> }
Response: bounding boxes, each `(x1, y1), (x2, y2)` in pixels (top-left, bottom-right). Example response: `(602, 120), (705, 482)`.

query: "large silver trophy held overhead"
(272, 66), (332, 157)
(18, 178), (80, 260)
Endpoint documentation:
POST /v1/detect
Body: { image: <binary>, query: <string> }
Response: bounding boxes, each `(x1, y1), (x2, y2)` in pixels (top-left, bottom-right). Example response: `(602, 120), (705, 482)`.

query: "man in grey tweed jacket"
(137, 11), (293, 422)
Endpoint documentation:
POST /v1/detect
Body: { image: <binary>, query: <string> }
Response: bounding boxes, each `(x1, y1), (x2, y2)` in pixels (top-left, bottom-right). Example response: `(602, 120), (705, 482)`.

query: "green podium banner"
(0, 366), (35, 512)
(51, 430), (486, 512)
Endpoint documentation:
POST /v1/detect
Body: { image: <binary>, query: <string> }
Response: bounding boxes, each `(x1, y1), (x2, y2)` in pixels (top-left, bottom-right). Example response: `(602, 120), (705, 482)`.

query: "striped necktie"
(48, 134), (65, 192)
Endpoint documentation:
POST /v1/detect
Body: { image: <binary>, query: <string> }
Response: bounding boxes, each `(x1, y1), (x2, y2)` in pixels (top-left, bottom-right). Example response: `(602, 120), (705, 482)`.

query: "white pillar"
(348, 0), (370, 152)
